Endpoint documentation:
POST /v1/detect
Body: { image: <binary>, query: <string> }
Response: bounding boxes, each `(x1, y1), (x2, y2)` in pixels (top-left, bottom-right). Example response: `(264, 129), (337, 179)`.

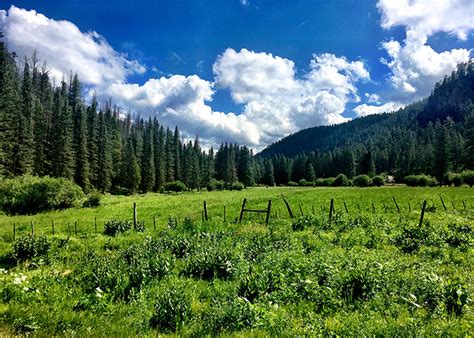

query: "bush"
(207, 179), (224, 191)
(230, 182), (245, 191)
(150, 281), (192, 332)
(12, 235), (52, 261)
(165, 180), (186, 192)
(315, 177), (335, 186)
(461, 170), (474, 187)
(83, 192), (102, 208)
(372, 175), (385, 187)
(104, 220), (132, 236)
(0, 175), (84, 215)
(353, 175), (372, 187)
(331, 174), (349, 187)
(287, 181), (298, 187)
(445, 172), (463, 186)
(404, 174), (437, 187)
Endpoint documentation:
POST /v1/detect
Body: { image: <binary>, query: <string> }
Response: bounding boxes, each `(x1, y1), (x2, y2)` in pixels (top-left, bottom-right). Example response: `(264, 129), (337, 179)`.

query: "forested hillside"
(259, 60), (474, 183)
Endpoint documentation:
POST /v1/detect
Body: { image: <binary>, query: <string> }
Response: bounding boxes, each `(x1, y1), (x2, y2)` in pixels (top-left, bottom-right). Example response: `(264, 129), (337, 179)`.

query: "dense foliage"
(0, 175), (84, 215)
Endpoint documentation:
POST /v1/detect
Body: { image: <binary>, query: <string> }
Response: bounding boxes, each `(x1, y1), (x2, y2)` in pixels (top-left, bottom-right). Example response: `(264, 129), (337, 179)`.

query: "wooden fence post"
(239, 199), (247, 223)
(153, 216), (156, 231)
(95, 217), (97, 233)
(281, 194), (294, 219)
(133, 202), (137, 230)
(265, 200), (272, 226)
(451, 200), (456, 210)
(224, 206), (226, 223)
(408, 202), (411, 212)
(13, 223), (16, 241)
(203, 201), (208, 221)
(74, 221), (77, 235)
(343, 201), (349, 214)
(372, 203), (376, 214)
(52, 220), (55, 235)
(419, 200), (427, 227)
(67, 222), (71, 236)
(299, 203), (304, 216)
(329, 199), (334, 220)
(462, 200), (466, 210)
(392, 196), (400, 213)
(31, 221), (34, 235)
(439, 195), (447, 211)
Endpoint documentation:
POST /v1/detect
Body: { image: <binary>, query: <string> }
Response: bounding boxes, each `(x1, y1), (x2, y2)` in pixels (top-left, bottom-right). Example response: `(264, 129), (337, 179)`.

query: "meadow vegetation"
(0, 186), (472, 335)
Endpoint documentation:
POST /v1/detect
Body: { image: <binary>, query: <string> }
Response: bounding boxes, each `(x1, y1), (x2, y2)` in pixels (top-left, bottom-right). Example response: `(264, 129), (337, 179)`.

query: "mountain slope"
(259, 60), (474, 158)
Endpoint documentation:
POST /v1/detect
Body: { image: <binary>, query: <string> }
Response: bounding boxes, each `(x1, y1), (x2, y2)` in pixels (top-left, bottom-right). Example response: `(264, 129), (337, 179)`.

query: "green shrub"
(445, 172), (463, 186)
(315, 177), (335, 186)
(298, 179), (307, 186)
(12, 235), (52, 261)
(444, 277), (469, 316)
(83, 192), (102, 208)
(461, 170), (474, 187)
(292, 214), (320, 231)
(331, 174), (349, 187)
(165, 180), (186, 192)
(404, 174), (438, 187)
(287, 181), (298, 187)
(0, 175), (84, 215)
(207, 179), (225, 191)
(353, 175), (372, 187)
(372, 175), (385, 187)
(150, 281), (192, 332)
(230, 182), (245, 191)
(104, 220), (132, 236)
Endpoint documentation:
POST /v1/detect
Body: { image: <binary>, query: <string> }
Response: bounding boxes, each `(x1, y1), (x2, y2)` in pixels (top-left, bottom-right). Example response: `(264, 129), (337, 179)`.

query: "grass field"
(0, 186), (473, 335)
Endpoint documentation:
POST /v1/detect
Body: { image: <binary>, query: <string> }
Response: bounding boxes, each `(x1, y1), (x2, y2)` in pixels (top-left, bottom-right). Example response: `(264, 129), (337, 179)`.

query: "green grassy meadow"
(0, 186), (473, 335)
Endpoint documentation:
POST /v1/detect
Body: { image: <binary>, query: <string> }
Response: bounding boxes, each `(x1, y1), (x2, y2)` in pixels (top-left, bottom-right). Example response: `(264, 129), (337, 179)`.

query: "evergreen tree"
(433, 121), (450, 184)
(304, 161), (316, 182)
(86, 94), (99, 185)
(263, 159), (275, 186)
(165, 127), (175, 181)
(96, 109), (112, 192)
(154, 123), (166, 190)
(141, 119), (155, 192)
(124, 137), (141, 194)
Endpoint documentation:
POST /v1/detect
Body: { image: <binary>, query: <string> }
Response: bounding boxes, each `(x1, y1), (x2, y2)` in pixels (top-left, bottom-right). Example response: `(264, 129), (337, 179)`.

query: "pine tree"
(96, 109), (112, 192)
(263, 159), (275, 186)
(141, 119), (155, 192)
(86, 94), (99, 185)
(14, 59), (34, 175)
(165, 127), (175, 181)
(0, 37), (20, 178)
(69, 74), (90, 190)
(173, 126), (181, 181)
(433, 121), (450, 184)
(154, 123), (166, 190)
(50, 81), (74, 179)
(124, 137), (141, 194)
(465, 110), (474, 169)
(304, 161), (316, 182)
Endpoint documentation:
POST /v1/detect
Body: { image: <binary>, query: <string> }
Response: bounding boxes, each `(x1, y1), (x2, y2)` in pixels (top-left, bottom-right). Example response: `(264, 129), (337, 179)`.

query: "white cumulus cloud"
(0, 5), (145, 86)
(214, 48), (369, 145)
(377, 0), (473, 102)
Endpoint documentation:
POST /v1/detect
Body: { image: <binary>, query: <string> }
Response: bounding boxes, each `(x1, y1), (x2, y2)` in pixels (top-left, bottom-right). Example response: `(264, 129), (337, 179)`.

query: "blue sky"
(1, 0), (473, 149)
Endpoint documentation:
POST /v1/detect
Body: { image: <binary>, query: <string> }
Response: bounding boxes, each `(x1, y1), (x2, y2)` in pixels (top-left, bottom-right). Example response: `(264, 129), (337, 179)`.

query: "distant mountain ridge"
(259, 60), (474, 158)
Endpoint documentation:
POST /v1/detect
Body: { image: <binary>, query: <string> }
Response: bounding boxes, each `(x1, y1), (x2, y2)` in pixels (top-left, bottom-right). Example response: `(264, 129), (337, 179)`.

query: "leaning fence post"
(133, 202), (137, 230)
(392, 196), (400, 213)
(329, 198), (334, 220)
(419, 200), (427, 227)
(343, 201), (349, 214)
(239, 199), (247, 223)
(281, 194), (294, 219)
(451, 200), (456, 210)
(265, 200), (272, 226)
(203, 201), (208, 221)
(439, 195), (447, 211)
(462, 200), (466, 210)
(299, 203), (304, 216)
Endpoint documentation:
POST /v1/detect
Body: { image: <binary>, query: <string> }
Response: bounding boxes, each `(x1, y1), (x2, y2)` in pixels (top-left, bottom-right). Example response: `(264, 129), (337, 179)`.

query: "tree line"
(1, 38), (473, 192)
